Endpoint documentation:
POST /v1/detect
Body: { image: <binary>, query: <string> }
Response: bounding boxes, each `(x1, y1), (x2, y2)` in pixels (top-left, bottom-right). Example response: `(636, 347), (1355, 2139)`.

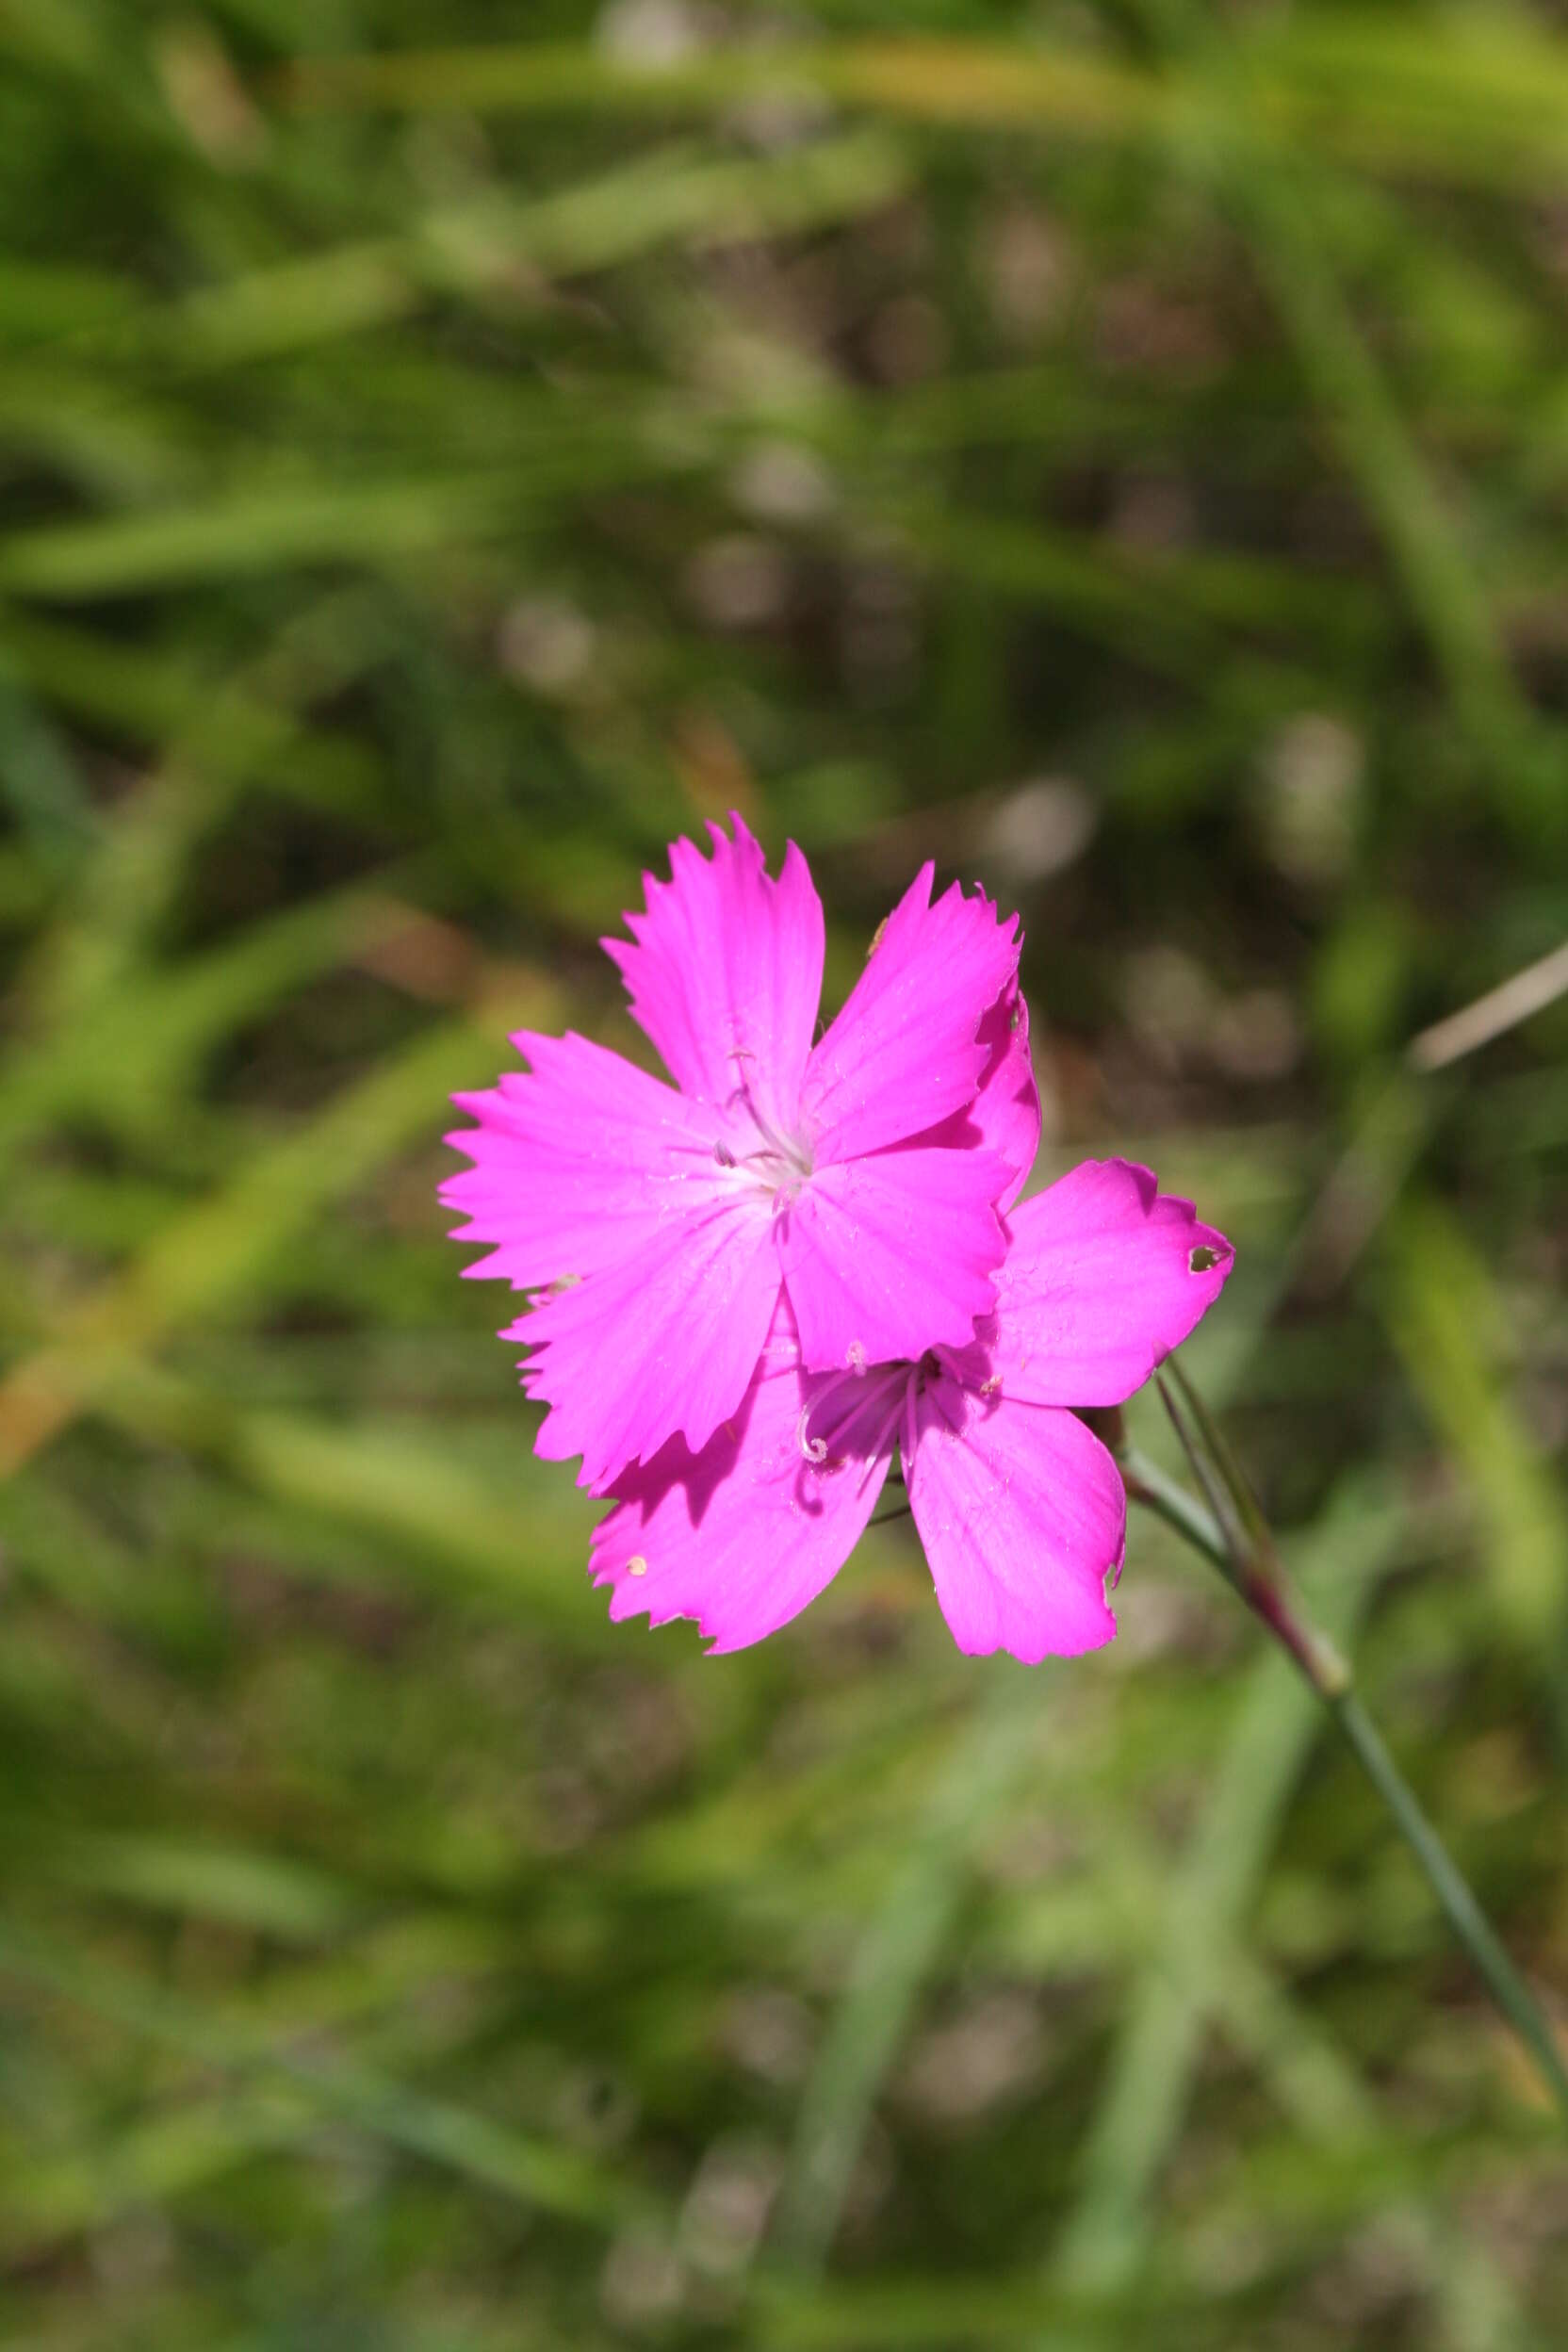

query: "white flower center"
(711, 1071), (813, 1208)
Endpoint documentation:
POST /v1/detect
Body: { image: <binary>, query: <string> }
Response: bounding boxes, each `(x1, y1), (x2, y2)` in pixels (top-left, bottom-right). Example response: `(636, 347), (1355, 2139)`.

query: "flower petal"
(589, 1339), (899, 1651)
(516, 1196), (781, 1492)
(778, 1144), (1011, 1373)
(802, 866), (1021, 1162)
(970, 985), (1041, 1212)
(906, 1377), (1123, 1661)
(602, 814), (824, 1135)
(441, 1030), (725, 1290)
(902, 982), (1040, 1213)
(987, 1158), (1234, 1407)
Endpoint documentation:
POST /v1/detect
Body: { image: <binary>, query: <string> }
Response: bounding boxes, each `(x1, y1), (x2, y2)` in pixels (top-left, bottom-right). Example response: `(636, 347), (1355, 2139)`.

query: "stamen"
(797, 1405), (828, 1464)
(725, 1047), (810, 1176)
(798, 1365), (906, 1471)
(857, 1387), (909, 1492)
(797, 1367), (872, 1463)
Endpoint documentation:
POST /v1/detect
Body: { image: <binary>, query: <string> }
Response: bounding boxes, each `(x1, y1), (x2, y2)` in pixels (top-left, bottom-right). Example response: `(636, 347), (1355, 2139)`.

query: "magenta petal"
(969, 986), (1041, 1213)
(989, 1158), (1234, 1407)
(516, 1197), (781, 1493)
(778, 1145), (1010, 1373)
(906, 983), (1041, 1213)
(802, 866), (1021, 1163)
(602, 814), (825, 1134)
(590, 1346), (898, 1651)
(440, 1030), (725, 1290)
(906, 1378), (1123, 1661)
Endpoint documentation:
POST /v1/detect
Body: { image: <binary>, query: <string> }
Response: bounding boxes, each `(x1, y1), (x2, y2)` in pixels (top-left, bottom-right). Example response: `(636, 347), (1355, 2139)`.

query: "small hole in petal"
(1189, 1244), (1220, 1272)
(627, 1555), (648, 1577)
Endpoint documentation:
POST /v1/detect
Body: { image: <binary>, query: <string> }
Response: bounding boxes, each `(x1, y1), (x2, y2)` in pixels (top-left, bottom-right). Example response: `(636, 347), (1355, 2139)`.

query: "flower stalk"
(1115, 1368), (1568, 2131)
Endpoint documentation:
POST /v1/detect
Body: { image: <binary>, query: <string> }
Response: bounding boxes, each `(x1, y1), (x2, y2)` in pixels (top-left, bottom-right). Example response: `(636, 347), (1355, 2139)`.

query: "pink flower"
(442, 817), (1031, 1493)
(588, 1160), (1233, 1660)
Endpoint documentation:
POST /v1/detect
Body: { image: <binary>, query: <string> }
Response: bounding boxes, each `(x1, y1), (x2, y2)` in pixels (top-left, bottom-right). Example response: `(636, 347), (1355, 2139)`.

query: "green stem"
(1123, 1443), (1568, 2129)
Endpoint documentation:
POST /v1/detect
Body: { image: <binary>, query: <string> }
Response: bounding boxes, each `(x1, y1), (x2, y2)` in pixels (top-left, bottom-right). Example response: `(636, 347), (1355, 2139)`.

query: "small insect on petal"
(628, 1555), (648, 1577)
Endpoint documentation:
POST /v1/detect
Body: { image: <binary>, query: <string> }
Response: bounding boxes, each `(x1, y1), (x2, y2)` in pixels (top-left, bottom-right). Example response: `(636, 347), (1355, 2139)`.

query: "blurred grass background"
(1, 1), (1567, 2344)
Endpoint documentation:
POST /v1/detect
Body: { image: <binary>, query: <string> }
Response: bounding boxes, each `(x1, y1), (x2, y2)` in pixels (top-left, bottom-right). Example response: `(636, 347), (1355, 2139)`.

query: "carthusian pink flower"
(442, 817), (1030, 1494)
(588, 1160), (1233, 1660)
